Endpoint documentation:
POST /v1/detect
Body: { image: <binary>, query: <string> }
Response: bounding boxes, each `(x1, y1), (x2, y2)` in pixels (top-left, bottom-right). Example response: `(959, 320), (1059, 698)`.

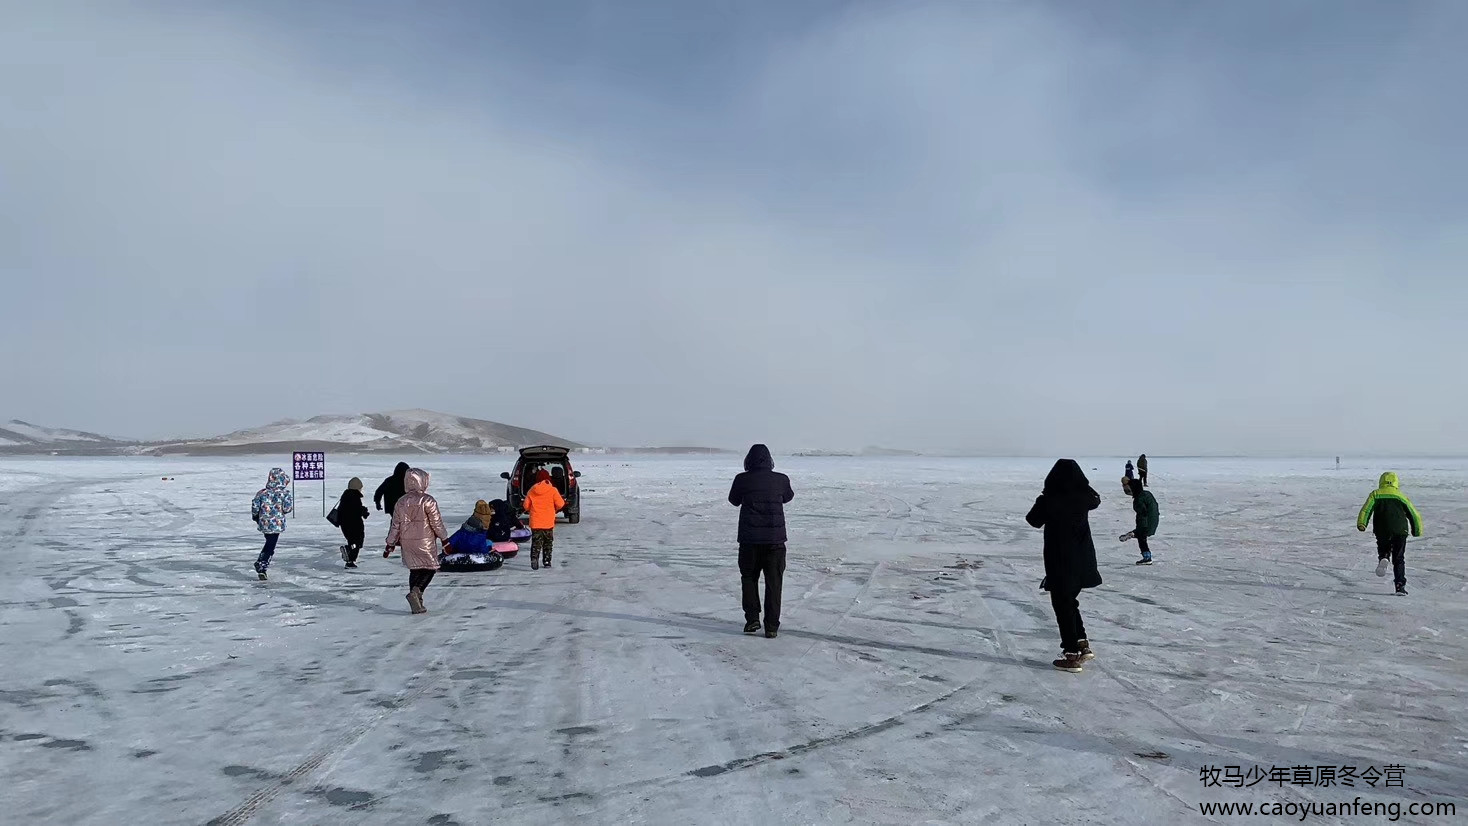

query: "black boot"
(744, 621), (761, 634)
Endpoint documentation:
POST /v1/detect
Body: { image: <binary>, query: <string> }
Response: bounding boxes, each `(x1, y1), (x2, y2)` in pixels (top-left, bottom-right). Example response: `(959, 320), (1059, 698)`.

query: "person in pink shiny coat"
(383, 468), (450, 614)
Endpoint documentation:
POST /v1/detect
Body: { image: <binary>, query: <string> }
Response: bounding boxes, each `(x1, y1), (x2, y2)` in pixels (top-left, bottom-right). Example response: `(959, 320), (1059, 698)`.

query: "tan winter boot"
(406, 588), (426, 614)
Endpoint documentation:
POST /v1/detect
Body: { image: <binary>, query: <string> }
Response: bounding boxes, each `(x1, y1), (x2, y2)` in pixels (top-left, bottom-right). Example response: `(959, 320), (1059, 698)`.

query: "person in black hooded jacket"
(374, 462), (411, 516)
(1026, 459), (1103, 673)
(335, 477), (371, 568)
(484, 498), (521, 544)
(728, 444), (794, 638)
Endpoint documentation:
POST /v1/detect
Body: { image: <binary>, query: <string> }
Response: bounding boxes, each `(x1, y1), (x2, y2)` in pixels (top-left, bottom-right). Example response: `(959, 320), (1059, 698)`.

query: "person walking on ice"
(384, 468), (450, 614)
(1026, 459), (1103, 673)
(335, 477), (371, 569)
(1357, 472), (1423, 595)
(729, 444), (794, 639)
(523, 469), (566, 570)
(1124, 481), (1160, 564)
(250, 468), (294, 580)
(1137, 454), (1148, 487)
(374, 462), (411, 518)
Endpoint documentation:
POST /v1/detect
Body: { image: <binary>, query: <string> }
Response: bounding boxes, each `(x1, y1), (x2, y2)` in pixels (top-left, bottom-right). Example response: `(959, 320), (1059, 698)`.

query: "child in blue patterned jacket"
(251, 468), (294, 580)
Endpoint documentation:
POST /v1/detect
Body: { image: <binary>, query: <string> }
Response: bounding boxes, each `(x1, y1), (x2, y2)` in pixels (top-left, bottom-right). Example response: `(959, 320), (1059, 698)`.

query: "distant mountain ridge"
(0, 420), (124, 448)
(0, 410), (581, 456)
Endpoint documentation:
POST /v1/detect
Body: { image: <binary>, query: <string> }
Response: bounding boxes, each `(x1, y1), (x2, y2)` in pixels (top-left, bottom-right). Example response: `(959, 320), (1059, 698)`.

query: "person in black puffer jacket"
(1026, 459), (1103, 673)
(728, 444), (794, 638)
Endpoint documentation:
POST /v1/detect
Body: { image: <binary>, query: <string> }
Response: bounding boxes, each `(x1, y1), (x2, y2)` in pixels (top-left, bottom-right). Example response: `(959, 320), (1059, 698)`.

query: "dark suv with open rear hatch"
(501, 445), (582, 523)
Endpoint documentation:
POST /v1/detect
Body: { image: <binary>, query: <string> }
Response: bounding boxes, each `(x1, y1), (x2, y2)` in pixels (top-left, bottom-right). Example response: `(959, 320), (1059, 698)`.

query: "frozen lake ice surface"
(2, 455), (1465, 825)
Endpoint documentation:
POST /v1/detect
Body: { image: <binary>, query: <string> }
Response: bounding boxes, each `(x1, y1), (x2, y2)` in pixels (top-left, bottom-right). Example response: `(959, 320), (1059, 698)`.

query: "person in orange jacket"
(523, 468), (566, 570)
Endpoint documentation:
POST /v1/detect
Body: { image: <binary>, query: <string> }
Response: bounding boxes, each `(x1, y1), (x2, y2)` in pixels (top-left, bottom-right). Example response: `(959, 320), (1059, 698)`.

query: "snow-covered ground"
(3, 456), (1465, 825)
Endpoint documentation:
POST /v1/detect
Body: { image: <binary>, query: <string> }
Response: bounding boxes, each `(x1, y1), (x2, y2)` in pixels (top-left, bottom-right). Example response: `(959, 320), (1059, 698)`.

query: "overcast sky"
(3, 1), (1465, 453)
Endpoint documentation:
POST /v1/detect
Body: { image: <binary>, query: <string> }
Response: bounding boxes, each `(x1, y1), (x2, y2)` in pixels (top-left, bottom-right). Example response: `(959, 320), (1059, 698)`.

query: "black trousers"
(1376, 535), (1407, 587)
(1136, 531), (1151, 558)
(739, 543), (786, 629)
(408, 569), (436, 592)
(1139, 468), (1148, 486)
(1049, 587), (1088, 652)
(340, 521), (365, 562)
(256, 533), (280, 567)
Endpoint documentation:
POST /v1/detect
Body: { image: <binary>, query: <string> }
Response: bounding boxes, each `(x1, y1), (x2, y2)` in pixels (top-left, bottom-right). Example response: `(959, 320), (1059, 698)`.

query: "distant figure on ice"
(1356, 472), (1424, 596)
(250, 468), (294, 581)
(1125, 460), (1135, 481)
(1137, 454), (1148, 487)
(523, 469), (566, 570)
(335, 477), (371, 569)
(1124, 481), (1160, 564)
(374, 462), (412, 517)
(729, 444), (794, 639)
(385, 469), (450, 614)
(1026, 459), (1102, 673)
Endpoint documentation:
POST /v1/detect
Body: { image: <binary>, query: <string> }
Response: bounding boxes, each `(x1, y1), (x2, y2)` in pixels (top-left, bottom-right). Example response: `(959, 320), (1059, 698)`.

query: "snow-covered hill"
(0, 420), (123, 448)
(0, 410), (581, 455)
(141, 409), (582, 455)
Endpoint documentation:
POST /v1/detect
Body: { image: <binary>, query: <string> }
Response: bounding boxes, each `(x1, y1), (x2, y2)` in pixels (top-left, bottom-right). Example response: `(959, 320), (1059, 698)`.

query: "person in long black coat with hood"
(335, 477), (371, 568)
(374, 462), (412, 516)
(729, 444), (794, 638)
(1026, 459), (1103, 673)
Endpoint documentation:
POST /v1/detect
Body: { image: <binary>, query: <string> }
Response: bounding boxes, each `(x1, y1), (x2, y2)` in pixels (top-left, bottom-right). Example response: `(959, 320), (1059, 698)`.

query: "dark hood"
(1043, 459), (1090, 494)
(744, 444), (775, 472)
(393, 462), (410, 479)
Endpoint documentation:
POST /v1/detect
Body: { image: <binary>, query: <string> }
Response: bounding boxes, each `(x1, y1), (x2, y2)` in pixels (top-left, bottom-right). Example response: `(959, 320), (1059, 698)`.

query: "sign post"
(293, 451), (327, 516)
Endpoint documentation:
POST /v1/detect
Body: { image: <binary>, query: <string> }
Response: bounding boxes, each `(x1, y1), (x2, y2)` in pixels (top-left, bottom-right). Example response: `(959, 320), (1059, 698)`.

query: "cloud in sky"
(3, 0), (1465, 453)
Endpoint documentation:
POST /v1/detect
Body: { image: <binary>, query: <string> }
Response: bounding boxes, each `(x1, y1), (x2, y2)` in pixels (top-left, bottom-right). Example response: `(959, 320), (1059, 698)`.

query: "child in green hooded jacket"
(1357, 472), (1424, 595)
